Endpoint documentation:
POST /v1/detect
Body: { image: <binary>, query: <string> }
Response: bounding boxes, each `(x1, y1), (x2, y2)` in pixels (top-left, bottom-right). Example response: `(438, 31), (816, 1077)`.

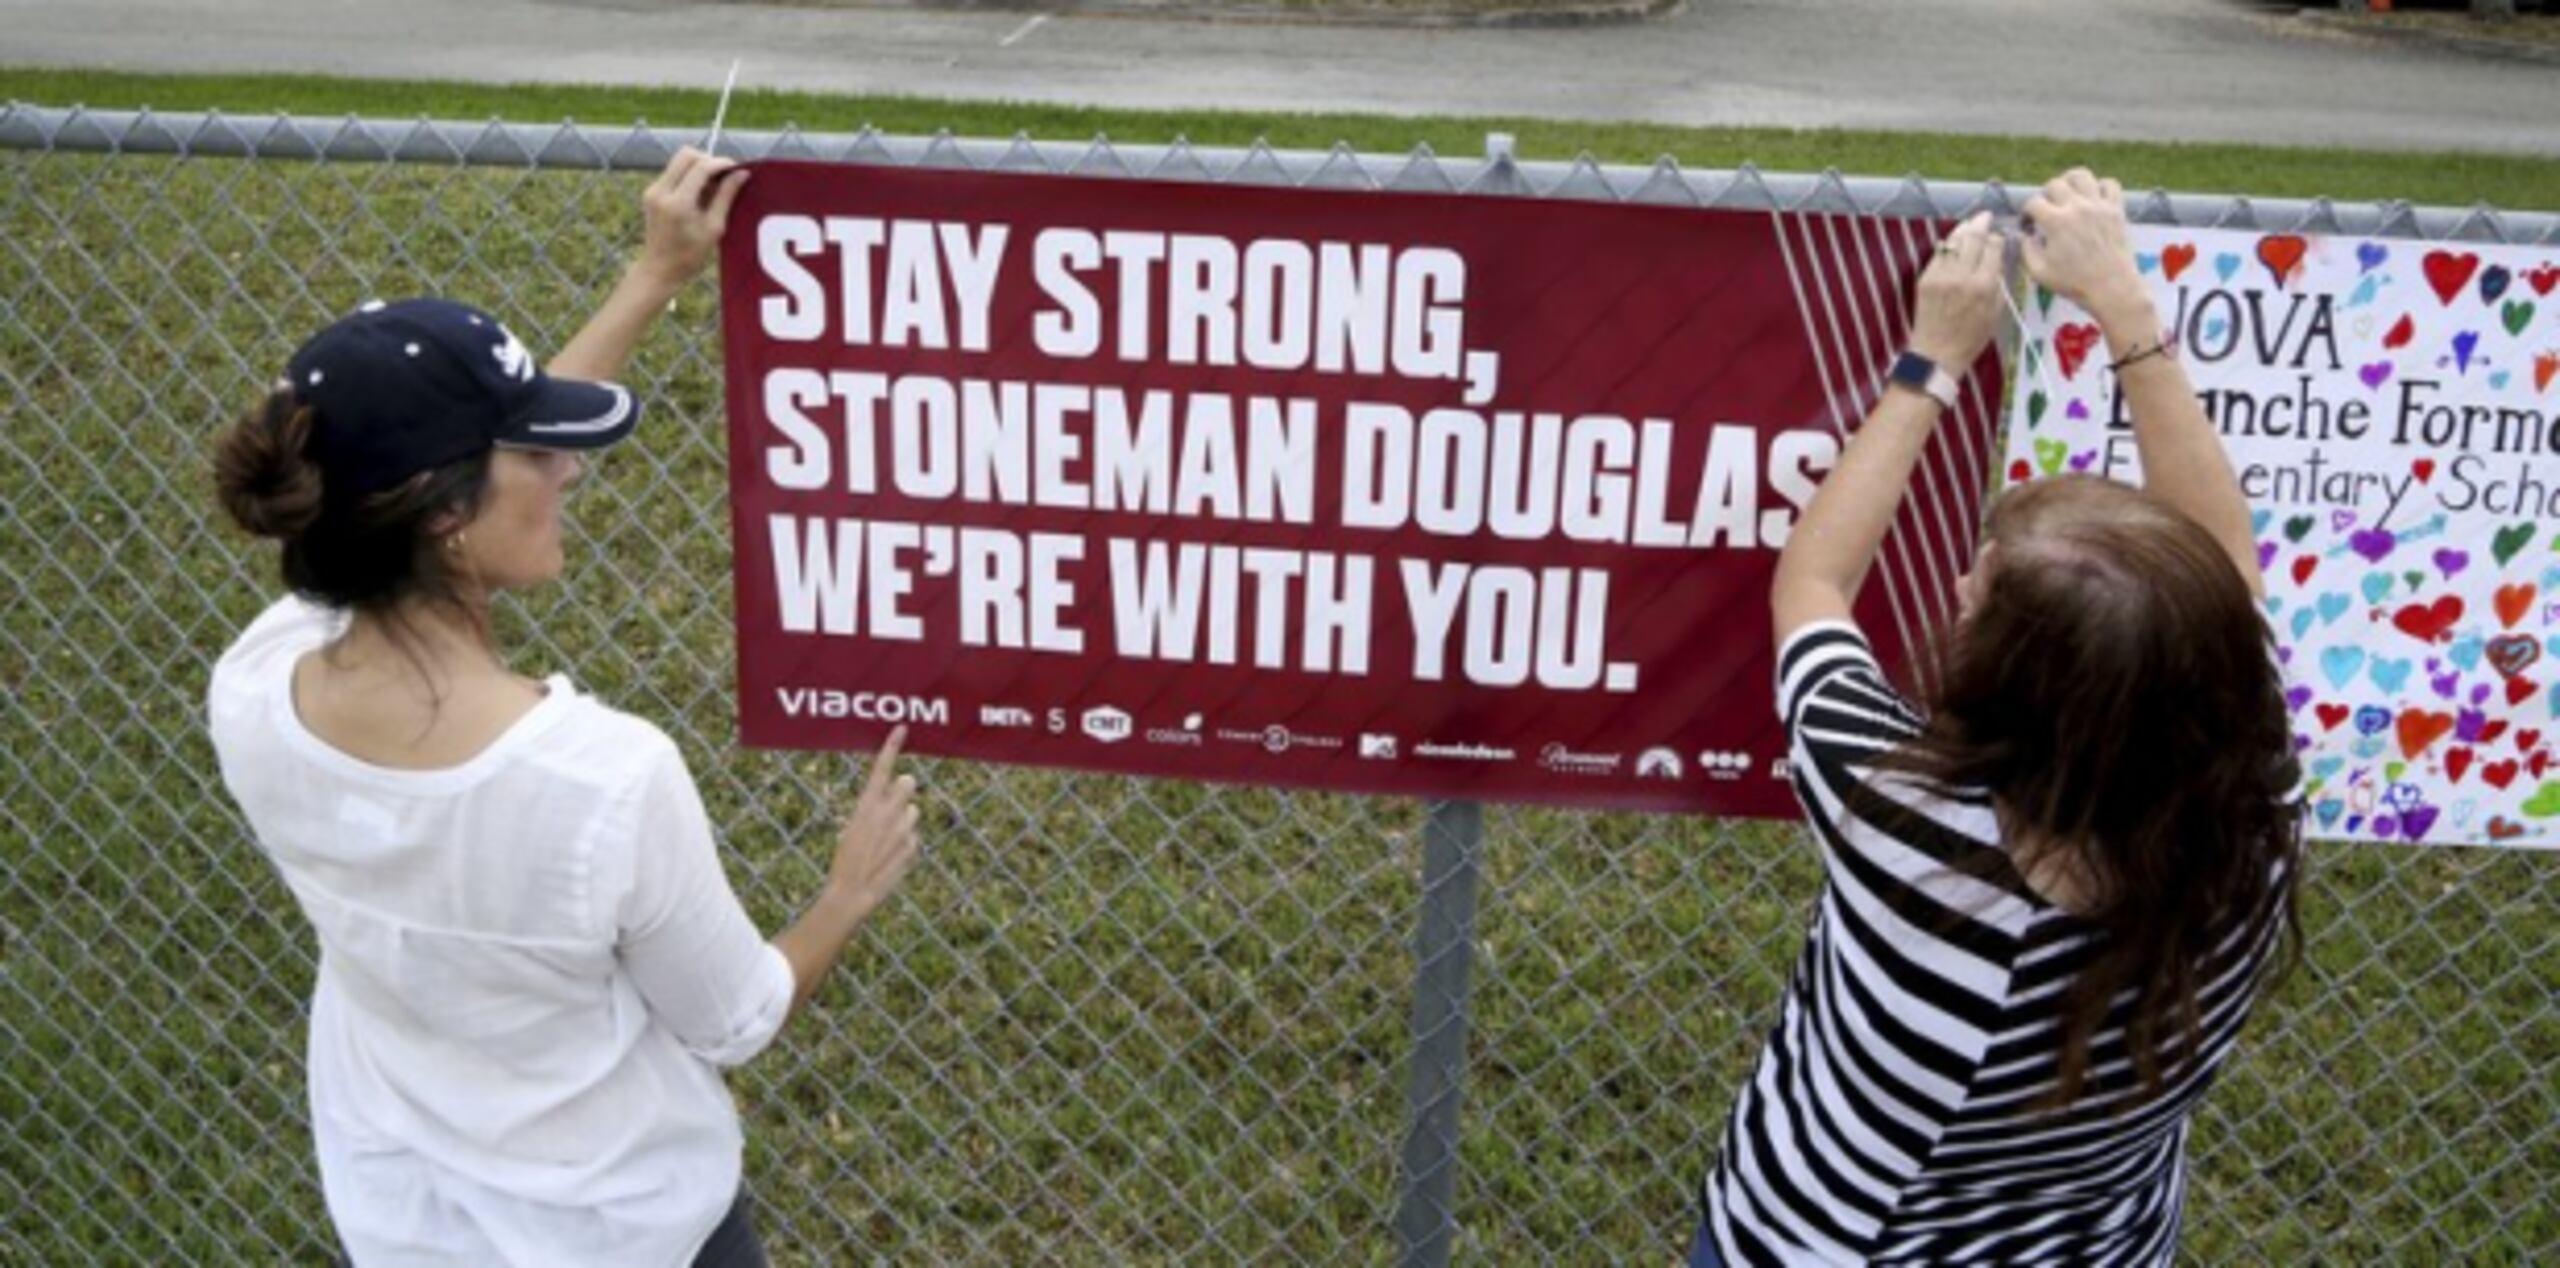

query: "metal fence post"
(1394, 798), (1486, 1268)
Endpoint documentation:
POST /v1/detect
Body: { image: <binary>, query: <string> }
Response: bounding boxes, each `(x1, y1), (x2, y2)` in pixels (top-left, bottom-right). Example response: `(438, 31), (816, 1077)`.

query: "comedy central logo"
(1081, 705), (1133, 744)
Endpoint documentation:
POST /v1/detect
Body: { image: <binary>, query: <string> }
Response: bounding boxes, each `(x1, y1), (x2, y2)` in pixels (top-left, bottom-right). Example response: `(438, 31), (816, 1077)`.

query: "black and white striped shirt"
(1701, 622), (2288, 1266)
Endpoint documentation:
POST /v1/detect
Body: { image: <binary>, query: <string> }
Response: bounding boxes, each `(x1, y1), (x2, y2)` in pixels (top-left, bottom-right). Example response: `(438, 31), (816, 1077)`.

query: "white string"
(1771, 210), (1933, 686)
(1836, 213), (1969, 650)
(707, 58), (742, 156)
(1817, 212), (1957, 683)
(1894, 212), (2006, 583)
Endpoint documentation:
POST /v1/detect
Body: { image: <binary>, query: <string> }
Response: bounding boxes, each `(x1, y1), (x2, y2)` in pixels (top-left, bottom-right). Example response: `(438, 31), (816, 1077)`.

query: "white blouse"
(207, 597), (796, 1266)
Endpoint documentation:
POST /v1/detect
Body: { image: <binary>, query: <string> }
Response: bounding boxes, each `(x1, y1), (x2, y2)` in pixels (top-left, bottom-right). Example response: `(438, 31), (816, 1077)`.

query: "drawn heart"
(2163, 242), (2198, 281)
(2054, 323), (2101, 380)
(2505, 676), (2537, 707)
(2359, 360), (2393, 390)
(2496, 582), (2536, 628)
(2027, 390), (2048, 427)
(2316, 799), (2346, 830)
(2396, 802), (2440, 841)
(2392, 596), (2464, 644)
(2381, 314), (2414, 349)
(2283, 514), (2313, 543)
(2413, 458), (2437, 483)
(2034, 438), (2069, 475)
(2494, 523), (2537, 567)
(2422, 249), (2481, 306)
(2484, 760), (2521, 790)
(2321, 645), (2368, 689)
(2256, 234), (2308, 287)
(2349, 275), (2382, 309)
(2484, 816), (2524, 841)
(2526, 781), (2560, 818)
(2357, 242), (2389, 274)
(2332, 510), (2358, 532)
(2285, 685), (2314, 714)
(2491, 371), (2512, 391)
(2446, 747), (2475, 783)
(2385, 766), (2413, 795)
(2370, 658), (2414, 695)
(2362, 573), (2394, 603)
(2353, 704), (2394, 737)
(2448, 635), (2484, 673)
(2398, 709), (2456, 759)
(2456, 706), (2490, 743)
(2539, 353), (2560, 394)
(2522, 728), (2546, 753)
(2213, 253), (2242, 284)
(2136, 251), (2160, 275)
(2488, 634), (2542, 679)
(2291, 556), (2317, 586)
(2068, 450), (2097, 473)
(2431, 668), (2460, 699)
(2007, 458), (2032, 483)
(2534, 753), (2555, 781)
(2349, 528), (2397, 563)
(2316, 703), (2351, 731)
(2479, 264), (2512, 304)
(2320, 593), (2349, 626)
(2528, 263), (2560, 297)
(2290, 608), (2316, 640)
(2479, 719), (2511, 744)
(2431, 547), (2466, 578)
(2452, 330), (2480, 374)
(2503, 300), (2536, 337)
(2404, 570), (2425, 593)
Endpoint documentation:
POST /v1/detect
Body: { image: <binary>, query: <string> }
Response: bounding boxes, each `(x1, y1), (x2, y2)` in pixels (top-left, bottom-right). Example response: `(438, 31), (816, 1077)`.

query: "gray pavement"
(3, 0), (2552, 158)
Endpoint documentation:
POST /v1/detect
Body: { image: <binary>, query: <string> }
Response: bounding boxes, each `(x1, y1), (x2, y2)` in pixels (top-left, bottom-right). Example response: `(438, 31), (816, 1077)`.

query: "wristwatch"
(1886, 351), (1961, 410)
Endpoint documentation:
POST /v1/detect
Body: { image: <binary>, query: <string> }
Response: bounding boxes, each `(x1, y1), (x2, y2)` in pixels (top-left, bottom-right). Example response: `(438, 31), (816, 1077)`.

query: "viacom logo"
(1081, 705), (1134, 744)
(776, 688), (949, 725)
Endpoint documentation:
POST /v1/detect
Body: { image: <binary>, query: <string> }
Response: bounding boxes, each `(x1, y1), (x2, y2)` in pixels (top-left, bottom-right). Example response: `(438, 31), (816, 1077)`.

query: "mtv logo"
(1359, 733), (1398, 760)
(1082, 706), (1133, 744)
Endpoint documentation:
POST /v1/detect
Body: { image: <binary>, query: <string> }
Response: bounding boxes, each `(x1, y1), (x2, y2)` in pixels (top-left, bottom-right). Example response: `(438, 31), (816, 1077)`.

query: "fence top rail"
(4, 101), (2552, 245)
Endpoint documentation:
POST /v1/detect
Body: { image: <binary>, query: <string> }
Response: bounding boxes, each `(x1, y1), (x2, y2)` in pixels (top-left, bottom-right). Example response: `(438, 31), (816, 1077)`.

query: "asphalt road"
(3, 0), (2550, 156)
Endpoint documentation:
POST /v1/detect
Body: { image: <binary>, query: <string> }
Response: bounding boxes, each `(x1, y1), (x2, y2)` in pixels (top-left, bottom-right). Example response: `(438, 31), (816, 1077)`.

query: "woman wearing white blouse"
(206, 148), (918, 1267)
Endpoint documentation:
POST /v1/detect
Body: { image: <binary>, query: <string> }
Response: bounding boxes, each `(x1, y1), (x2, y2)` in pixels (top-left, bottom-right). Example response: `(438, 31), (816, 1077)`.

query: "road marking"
(999, 13), (1049, 46)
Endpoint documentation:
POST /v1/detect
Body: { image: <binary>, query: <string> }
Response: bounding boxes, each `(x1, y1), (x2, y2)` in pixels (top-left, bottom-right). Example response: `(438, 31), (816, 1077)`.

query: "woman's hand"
(1906, 210), (2007, 369)
(2019, 169), (2148, 323)
(636, 146), (750, 290)
(825, 726), (920, 919)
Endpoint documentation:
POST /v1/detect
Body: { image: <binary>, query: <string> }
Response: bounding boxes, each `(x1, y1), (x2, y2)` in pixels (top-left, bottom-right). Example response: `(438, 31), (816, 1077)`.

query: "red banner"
(717, 161), (1994, 814)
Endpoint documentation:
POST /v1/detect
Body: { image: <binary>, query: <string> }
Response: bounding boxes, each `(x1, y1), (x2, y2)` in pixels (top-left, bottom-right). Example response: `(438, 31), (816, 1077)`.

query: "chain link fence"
(1, 103), (2551, 1265)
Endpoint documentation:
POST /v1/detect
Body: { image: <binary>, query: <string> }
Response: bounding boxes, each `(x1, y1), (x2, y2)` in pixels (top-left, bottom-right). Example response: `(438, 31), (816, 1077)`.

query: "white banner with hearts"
(2004, 225), (2560, 849)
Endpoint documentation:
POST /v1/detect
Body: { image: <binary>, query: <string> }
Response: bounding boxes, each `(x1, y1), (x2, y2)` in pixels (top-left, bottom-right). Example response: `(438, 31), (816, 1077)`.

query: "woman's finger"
(704, 167), (750, 234)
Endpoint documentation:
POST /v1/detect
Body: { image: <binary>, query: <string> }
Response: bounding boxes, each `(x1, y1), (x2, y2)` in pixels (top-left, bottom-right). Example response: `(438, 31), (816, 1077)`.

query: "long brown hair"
(1898, 474), (2301, 1108)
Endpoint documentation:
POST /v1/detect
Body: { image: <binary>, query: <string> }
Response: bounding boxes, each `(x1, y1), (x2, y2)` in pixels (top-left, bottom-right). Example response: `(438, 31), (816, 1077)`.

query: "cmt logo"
(1082, 706), (1134, 743)
(775, 688), (949, 725)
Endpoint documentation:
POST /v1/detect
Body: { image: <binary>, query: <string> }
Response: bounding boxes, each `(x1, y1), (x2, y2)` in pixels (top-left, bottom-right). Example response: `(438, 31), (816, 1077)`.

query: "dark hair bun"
(214, 391), (325, 539)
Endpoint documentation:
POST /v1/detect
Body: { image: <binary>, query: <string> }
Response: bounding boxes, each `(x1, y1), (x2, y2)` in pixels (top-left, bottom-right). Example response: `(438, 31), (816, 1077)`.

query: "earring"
(444, 530), (468, 556)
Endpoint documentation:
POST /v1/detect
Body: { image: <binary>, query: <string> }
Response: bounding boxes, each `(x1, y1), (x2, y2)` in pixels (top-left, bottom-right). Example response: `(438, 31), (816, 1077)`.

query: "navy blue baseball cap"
(284, 298), (641, 494)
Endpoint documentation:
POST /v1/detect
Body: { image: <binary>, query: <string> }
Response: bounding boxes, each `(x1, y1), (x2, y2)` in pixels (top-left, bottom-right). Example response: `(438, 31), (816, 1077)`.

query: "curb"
(720, 0), (1680, 29)
(2287, 9), (2560, 66)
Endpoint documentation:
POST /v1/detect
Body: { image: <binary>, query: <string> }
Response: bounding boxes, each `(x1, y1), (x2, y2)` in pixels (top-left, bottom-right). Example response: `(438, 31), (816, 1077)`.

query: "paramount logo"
(1539, 743), (1623, 776)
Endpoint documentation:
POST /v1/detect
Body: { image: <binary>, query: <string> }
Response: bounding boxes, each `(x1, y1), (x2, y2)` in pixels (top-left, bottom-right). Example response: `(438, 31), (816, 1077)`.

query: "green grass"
(1, 68), (2553, 1265)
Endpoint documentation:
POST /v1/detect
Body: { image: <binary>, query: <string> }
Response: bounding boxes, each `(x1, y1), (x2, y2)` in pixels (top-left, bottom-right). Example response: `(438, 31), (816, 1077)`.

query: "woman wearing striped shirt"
(1693, 171), (2302, 1266)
